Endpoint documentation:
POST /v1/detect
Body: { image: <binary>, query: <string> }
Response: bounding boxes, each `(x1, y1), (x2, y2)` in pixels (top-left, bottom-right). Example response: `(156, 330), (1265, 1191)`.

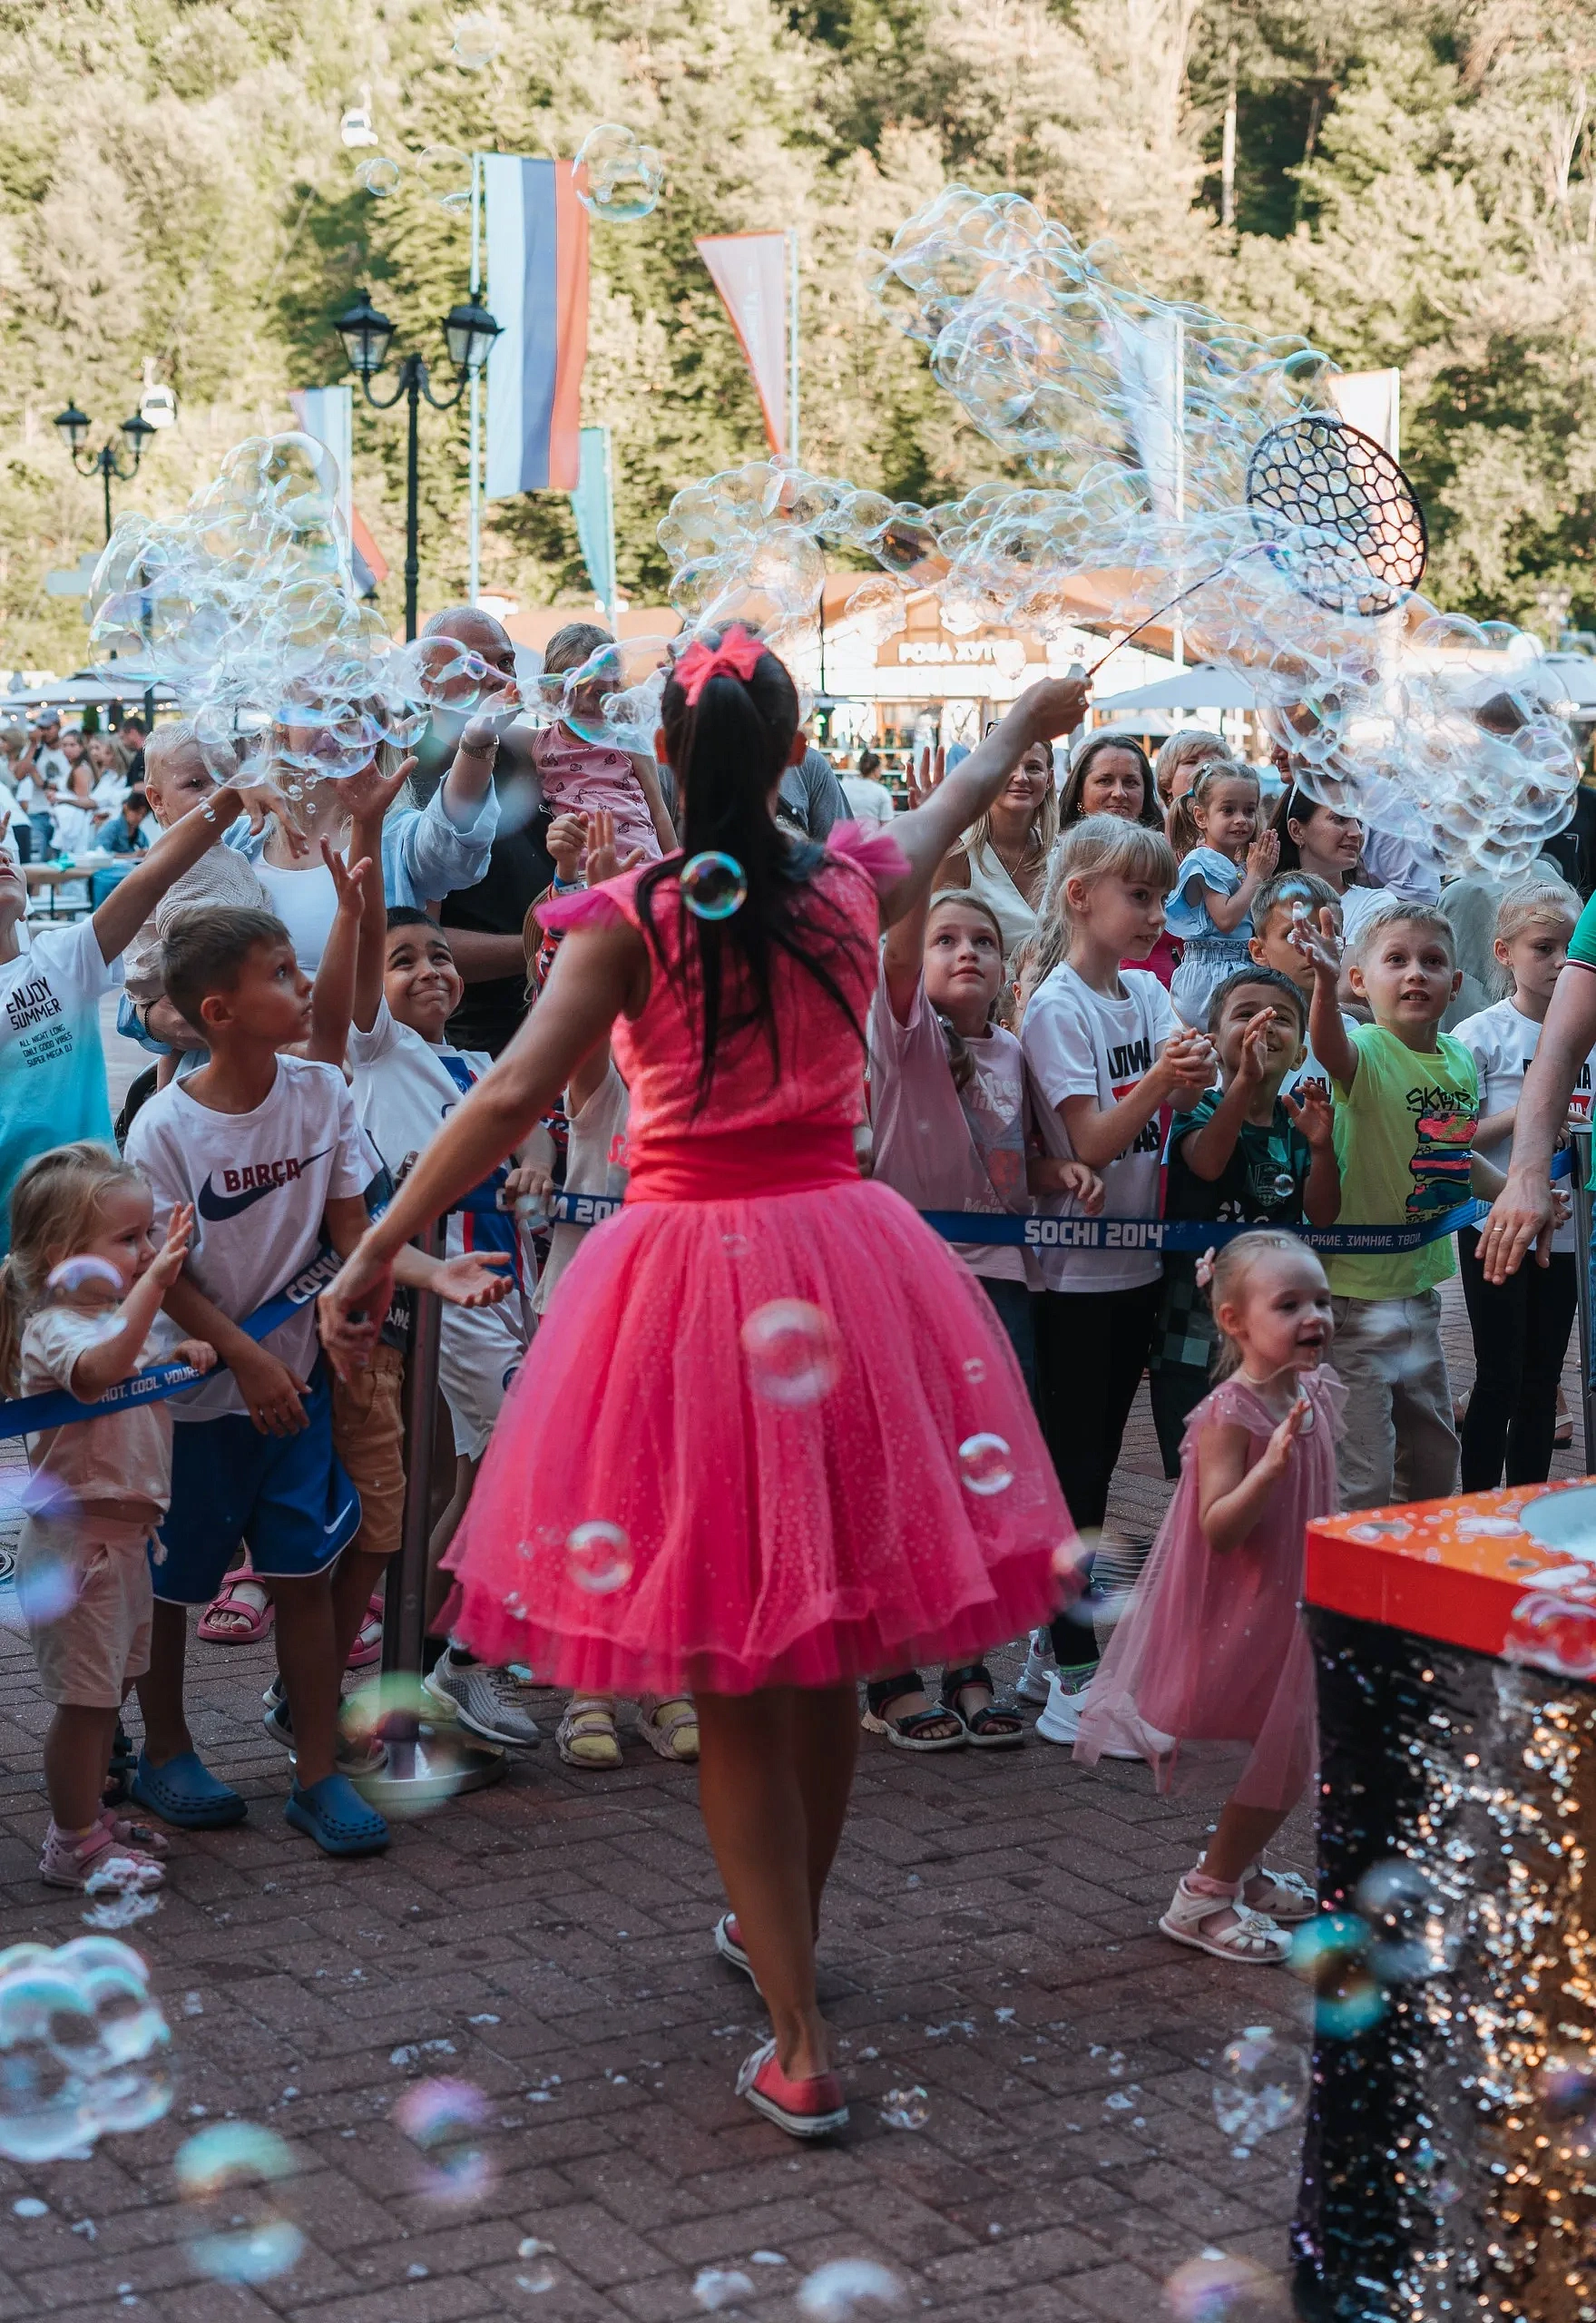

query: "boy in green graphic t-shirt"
(1298, 898), (1501, 1510)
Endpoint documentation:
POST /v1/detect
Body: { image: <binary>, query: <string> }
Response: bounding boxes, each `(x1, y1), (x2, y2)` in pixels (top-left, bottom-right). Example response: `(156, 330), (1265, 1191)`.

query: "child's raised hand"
(1245, 826), (1279, 880)
(324, 840), (372, 916)
(150, 1201), (195, 1289)
(338, 754), (417, 827)
(433, 1251), (514, 1309)
(584, 809), (648, 887)
(906, 745), (945, 812)
(461, 679), (522, 755)
(547, 813), (588, 886)
(1263, 1393), (1311, 1474)
(232, 777), (312, 858)
(1233, 1005), (1276, 1086)
(1281, 1078), (1335, 1150)
(1157, 1027), (1216, 1102)
(171, 1338), (217, 1375)
(1288, 904), (1342, 980)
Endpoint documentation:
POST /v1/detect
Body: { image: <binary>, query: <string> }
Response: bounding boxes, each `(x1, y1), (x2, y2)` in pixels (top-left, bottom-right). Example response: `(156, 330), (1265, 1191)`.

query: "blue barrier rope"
(0, 1151), (1571, 1445)
(0, 1243), (342, 1445)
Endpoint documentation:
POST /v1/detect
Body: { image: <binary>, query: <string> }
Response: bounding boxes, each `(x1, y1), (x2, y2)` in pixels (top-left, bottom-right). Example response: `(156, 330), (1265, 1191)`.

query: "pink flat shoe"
(735, 2038), (848, 2139)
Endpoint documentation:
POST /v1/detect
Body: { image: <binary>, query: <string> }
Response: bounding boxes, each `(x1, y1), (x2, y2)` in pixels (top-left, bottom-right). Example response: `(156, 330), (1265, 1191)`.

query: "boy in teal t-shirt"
(1300, 897), (1494, 1509)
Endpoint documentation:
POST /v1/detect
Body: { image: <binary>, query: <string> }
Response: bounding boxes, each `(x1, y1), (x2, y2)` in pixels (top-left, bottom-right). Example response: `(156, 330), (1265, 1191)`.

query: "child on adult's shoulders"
(529, 622), (677, 867)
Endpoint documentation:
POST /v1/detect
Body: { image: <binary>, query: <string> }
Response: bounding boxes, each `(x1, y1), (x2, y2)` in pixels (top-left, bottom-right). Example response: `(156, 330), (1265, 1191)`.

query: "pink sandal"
(197, 1560), (273, 1645)
(346, 1591), (385, 1671)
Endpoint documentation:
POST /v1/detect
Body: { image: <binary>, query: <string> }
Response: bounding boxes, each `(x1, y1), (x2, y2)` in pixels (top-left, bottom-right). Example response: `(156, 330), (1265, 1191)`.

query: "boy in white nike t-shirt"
(122, 905), (390, 1855)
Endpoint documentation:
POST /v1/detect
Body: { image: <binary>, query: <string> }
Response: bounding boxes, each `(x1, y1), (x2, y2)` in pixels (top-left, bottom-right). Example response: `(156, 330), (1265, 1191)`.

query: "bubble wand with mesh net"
(1080, 415), (1428, 681)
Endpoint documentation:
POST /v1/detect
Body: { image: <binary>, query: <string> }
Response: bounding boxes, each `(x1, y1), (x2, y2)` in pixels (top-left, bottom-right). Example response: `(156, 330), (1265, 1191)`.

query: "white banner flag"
(696, 232), (790, 456)
(1329, 368), (1401, 459)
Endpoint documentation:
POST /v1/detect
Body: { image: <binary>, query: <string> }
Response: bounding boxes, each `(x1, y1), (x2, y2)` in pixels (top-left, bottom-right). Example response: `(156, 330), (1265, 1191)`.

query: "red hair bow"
(674, 624), (764, 707)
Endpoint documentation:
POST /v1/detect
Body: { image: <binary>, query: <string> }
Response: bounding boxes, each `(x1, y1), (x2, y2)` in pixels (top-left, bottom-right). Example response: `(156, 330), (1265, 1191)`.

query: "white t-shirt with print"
(1455, 996), (1592, 1256)
(124, 1055), (370, 1420)
(348, 1000), (531, 1378)
(1283, 1009), (1362, 1097)
(1022, 961), (1179, 1292)
(534, 1062), (632, 1317)
(0, 918), (121, 1252)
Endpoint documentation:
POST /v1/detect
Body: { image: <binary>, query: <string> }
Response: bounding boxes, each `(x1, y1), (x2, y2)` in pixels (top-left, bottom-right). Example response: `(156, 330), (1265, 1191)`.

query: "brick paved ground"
(0, 1032), (1579, 2323)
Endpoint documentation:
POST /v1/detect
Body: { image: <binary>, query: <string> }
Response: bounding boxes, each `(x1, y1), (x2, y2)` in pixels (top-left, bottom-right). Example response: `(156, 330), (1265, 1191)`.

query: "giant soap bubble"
(651, 184), (1577, 878)
(0, 1936), (171, 2163)
(86, 433), (492, 799)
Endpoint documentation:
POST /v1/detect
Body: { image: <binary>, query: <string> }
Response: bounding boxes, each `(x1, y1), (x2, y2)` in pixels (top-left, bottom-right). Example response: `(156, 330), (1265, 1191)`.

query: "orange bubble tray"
(1306, 1475), (1596, 1661)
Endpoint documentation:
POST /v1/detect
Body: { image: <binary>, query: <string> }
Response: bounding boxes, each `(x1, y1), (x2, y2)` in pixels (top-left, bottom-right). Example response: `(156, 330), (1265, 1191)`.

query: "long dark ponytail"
(637, 632), (869, 1110)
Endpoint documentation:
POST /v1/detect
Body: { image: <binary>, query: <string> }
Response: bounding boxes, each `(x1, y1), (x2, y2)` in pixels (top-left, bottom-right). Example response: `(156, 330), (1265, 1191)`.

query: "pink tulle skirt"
(446, 1179), (1072, 1694)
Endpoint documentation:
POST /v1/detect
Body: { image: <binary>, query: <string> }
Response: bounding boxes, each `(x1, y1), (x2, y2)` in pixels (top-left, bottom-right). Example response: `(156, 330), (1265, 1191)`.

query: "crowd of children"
(2, 622), (1592, 2090)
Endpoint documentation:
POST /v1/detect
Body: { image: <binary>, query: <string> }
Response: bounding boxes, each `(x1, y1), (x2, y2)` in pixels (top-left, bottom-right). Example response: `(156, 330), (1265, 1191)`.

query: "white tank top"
(958, 839), (1039, 968)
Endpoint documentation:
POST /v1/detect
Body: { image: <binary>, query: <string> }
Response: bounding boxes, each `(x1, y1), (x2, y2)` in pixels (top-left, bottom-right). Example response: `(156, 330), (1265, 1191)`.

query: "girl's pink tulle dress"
(446, 825), (1073, 1695)
(1073, 1366), (1344, 1810)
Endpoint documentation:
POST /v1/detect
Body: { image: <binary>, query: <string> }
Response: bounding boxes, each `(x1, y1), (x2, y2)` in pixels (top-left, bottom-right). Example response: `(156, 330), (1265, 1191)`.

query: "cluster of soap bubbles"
(450, 11), (500, 68)
(1164, 2251), (1288, 2321)
(741, 1299), (841, 1408)
(574, 124), (665, 222)
(1286, 1860), (1459, 2044)
(356, 144), (471, 209)
(654, 183), (1578, 877)
(0, 1936), (171, 2164)
(1503, 1583), (1596, 1680)
(1211, 2025), (1309, 2155)
(393, 2078), (494, 2202)
(85, 434), (492, 799)
(176, 2122), (303, 2283)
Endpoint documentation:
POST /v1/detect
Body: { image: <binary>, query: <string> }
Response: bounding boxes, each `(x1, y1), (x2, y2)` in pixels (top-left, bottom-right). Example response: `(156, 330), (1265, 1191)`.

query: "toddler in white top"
(0, 1142), (215, 1893)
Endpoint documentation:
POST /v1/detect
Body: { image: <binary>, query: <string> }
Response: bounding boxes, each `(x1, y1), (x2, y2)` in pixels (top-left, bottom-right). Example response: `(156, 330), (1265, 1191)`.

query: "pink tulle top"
(540, 826), (906, 1192)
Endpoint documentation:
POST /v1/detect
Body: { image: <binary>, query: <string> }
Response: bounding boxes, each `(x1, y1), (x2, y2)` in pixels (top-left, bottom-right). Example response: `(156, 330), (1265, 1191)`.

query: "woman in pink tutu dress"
(321, 630), (1087, 2136)
(1076, 1228), (1341, 1965)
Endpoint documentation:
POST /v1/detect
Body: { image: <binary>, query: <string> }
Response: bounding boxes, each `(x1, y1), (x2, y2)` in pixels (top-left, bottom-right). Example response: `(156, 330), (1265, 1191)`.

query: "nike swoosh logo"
(324, 1502), (357, 1537)
(196, 1148), (332, 1221)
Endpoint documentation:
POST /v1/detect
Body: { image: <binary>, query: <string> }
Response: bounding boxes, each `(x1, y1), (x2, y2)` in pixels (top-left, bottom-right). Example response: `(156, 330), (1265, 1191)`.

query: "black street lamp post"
(53, 403), (158, 542)
(335, 289), (501, 642)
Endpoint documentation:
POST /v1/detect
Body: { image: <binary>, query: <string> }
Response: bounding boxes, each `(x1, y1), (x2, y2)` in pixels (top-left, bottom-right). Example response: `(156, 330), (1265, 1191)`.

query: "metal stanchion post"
(1572, 1125), (1594, 1475)
(357, 1223), (505, 1808)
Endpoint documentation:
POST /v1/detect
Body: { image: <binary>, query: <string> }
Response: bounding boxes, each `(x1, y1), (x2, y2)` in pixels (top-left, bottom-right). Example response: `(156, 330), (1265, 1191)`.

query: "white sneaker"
(1034, 1671), (1143, 1758)
(421, 1654), (542, 1748)
(1015, 1629), (1057, 1704)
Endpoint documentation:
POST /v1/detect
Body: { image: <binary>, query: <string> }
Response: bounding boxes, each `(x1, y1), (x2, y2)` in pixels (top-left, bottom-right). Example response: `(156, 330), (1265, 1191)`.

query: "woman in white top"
(934, 730), (1060, 965)
(1268, 784), (1396, 956)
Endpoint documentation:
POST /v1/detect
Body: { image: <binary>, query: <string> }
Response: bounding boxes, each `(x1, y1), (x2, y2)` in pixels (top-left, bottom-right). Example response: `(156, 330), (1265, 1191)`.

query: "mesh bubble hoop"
(1084, 412), (1428, 678)
(1244, 413), (1427, 619)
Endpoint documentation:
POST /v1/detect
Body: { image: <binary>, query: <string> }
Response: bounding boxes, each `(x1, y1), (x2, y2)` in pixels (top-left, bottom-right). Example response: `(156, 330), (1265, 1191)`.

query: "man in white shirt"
(24, 714), (70, 791)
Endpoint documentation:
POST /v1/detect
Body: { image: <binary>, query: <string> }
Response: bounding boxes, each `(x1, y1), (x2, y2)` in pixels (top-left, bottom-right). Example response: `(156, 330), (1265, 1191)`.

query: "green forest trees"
(3, 0), (1596, 665)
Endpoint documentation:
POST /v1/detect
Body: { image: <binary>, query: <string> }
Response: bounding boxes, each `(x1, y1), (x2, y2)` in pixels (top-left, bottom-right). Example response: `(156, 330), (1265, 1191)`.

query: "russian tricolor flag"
(483, 155), (590, 497)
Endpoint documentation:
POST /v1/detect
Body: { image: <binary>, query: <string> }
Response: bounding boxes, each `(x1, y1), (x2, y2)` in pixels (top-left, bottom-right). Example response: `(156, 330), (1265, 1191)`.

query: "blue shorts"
(152, 1367), (362, 1605)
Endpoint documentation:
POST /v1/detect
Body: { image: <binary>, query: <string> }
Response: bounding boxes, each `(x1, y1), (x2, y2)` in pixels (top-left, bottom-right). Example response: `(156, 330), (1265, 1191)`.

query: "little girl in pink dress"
(1076, 1227), (1341, 1965)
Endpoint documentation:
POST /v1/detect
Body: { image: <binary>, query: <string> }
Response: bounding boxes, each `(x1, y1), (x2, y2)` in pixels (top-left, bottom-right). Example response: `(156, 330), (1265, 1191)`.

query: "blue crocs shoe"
(284, 1772), (389, 1857)
(129, 1749), (248, 1829)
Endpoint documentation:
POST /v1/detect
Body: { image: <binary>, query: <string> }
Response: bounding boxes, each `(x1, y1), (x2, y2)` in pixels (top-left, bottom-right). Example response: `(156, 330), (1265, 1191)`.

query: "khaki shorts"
(18, 1514), (154, 1709)
(330, 1344), (406, 1564)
